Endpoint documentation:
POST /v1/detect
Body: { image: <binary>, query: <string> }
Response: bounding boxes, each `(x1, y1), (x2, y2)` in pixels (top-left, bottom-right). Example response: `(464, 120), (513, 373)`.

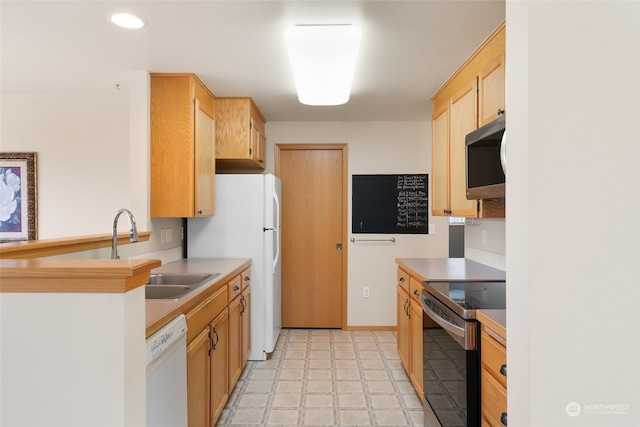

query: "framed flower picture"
(0, 152), (37, 241)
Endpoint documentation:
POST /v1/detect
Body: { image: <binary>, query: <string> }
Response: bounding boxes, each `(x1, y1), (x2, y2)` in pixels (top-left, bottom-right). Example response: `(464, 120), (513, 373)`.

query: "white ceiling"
(1, 1), (505, 122)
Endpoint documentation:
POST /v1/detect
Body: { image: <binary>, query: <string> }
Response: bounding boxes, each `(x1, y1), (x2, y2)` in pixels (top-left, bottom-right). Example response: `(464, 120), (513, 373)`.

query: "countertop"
(0, 258), (161, 293)
(145, 258), (250, 337)
(477, 309), (507, 342)
(395, 258), (506, 282)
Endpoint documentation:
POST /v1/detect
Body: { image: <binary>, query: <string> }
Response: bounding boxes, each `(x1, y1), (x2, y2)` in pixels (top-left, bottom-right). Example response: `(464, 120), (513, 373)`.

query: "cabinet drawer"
(481, 325), (507, 388)
(481, 367), (507, 427)
(240, 268), (251, 291)
(186, 285), (228, 343)
(409, 277), (422, 303)
(397, 268), (410, 293)
(227, 274), (242, 301)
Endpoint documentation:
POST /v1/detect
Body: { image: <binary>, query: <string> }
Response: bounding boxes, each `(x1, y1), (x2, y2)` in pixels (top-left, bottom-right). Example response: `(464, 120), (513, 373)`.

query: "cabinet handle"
(500, 364), (507, 377)
(208, 332), (214, 356)
(501, 412), (508, 426)
(234, 285), (240, 292)
(444, 209), (452, 215)
(241, 296), (246, 314)
(497, 108), (505, 115)
(212, 328), (219, 350)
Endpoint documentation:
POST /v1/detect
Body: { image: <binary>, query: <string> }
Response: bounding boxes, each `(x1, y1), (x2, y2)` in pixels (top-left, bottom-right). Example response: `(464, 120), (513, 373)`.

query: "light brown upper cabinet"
(150, 73), (216, 217)
(431, 21), (505, 218)
(215, 97), (266, 170)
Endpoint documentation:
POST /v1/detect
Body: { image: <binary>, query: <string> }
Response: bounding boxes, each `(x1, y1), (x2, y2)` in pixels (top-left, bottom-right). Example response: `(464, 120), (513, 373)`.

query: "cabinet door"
(194, 99), (215, 216)
(249, 117), (265, 166)
(431, 103), (450, 216)
(409, 299), (424, 398)
(241, 286), (251, 367)
(210, 309), (229, 424)
(396, 286), (410, 372)
(449, 80), (479, 217)
(478, 53), (505, 127)
(187, 328), (211, 427)
(228, 295), (242, 390)
(216, 98), (249, 159)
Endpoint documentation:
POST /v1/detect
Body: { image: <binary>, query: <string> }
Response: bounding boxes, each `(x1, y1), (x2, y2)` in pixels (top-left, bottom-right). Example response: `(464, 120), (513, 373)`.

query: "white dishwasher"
(146, 314), (188, 427)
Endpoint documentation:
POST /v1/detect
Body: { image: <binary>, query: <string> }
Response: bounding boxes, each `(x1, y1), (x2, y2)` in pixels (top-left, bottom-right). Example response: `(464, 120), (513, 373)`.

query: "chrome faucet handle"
(111, 208), (139, 259)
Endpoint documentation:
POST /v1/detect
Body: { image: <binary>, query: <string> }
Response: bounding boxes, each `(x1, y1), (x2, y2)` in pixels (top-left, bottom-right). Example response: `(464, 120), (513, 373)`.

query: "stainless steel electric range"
(421, 280), (506, 427)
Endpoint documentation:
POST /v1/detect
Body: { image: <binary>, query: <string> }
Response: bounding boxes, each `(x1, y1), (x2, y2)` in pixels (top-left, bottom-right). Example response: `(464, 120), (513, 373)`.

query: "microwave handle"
(500, 130), (507, 175)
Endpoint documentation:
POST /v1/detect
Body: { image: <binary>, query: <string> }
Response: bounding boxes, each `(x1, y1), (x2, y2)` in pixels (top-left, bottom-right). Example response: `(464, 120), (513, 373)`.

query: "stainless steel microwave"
(465, 115), (506, 200)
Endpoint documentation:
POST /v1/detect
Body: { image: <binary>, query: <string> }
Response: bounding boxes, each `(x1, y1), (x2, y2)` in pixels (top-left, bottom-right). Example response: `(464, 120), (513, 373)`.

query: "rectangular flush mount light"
(284, 25), (361, 106)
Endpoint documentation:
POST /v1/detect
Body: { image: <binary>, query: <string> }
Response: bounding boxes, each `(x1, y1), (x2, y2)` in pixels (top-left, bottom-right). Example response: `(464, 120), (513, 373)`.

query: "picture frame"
(0, 152), (37, 241)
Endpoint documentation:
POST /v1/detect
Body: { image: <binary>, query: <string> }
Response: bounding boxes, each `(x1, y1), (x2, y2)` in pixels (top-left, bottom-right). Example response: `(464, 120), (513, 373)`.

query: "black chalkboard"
(352, 174), (428, 234)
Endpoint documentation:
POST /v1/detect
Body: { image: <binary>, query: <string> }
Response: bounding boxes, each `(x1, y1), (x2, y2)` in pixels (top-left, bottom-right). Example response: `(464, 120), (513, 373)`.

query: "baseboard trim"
(343, 326), (396, 332)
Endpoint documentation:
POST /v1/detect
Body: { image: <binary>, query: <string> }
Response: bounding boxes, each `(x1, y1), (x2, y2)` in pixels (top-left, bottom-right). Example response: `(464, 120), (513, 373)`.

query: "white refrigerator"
(187, 174), (282, 361)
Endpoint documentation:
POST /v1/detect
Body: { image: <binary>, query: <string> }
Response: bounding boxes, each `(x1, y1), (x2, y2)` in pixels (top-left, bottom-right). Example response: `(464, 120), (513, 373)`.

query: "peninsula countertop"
(395, 258), (506, 283)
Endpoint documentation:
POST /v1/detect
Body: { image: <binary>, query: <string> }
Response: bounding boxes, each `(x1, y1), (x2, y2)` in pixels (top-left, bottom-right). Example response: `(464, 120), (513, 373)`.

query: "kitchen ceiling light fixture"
(109, 12), (145, 29)
(284, 24), (361, 106)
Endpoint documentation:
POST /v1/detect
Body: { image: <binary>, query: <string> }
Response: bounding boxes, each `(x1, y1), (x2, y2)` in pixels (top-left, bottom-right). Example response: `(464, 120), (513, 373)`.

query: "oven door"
(421, 291), (480, 427)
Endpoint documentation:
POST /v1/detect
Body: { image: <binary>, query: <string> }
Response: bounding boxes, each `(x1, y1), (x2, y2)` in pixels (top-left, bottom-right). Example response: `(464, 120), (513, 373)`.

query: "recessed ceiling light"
(284, 24), (361, 106)
(109, 12), (145, 30)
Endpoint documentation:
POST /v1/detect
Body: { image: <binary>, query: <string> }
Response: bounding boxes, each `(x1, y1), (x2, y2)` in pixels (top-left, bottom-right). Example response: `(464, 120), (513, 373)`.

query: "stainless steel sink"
(145, 285), (193, 300)
(144, 273), (220, 300)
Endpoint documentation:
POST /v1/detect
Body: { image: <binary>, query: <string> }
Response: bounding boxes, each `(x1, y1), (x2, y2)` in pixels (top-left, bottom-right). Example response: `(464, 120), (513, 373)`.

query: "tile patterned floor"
(217, 328), (424, 426)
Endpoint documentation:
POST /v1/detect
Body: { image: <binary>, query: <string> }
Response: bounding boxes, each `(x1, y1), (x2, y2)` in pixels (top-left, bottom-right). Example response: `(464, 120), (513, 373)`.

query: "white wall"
(507, 2), (640, 426)
(1, 288), (147, 427)
(1, 72), (183, 262)
(465, 218), (506, 270)
(265, 121), (449, 327)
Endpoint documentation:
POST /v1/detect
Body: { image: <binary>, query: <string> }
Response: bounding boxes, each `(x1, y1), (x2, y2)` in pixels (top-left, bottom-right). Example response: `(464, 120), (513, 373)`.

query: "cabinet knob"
(497, 108), (505, 115)
(399, 277), (405, 283)
(233, 285), (240, 291)
(501, 412), (508, 426)
(197, 210), (203, 215)
(500, 364), (507, 377)
(413, 289), (419, 296)
(244, 276), (250, 282)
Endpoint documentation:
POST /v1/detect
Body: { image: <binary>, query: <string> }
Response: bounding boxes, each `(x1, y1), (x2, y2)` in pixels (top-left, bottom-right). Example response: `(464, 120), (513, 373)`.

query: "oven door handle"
(422, 299), (466, 339)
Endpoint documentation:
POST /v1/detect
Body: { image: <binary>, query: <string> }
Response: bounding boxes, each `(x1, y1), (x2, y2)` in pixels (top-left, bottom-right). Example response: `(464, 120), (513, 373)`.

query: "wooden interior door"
(276, 144), (347, 328)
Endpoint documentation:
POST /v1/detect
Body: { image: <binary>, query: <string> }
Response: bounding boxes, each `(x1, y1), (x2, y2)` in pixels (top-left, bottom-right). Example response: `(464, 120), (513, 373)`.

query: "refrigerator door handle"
(273, 229), (280, 274)
(272, 181), (281, 229)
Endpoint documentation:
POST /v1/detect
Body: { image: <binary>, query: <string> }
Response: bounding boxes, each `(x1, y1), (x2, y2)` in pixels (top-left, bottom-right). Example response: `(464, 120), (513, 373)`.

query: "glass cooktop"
(423, 281), (506, 319)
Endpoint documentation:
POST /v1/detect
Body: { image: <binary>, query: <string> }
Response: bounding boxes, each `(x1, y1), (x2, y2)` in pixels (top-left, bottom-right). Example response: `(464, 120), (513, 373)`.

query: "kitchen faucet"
(111, 208), (139, 259)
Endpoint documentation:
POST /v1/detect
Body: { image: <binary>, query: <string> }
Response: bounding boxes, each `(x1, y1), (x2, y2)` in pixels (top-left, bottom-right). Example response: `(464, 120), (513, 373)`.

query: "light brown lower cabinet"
(210, 309), (229, 422)
(185, 267), (251, 427)
(228, 283), (250, 389)
(396, 268), (424, 398)
(187, 328), (211, 427)
(480, 321), (508, 427)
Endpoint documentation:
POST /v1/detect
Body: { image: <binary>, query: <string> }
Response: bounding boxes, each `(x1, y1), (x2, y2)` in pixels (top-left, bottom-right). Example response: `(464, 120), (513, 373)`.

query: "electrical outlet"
(166, 228), (173, 243)
(160, 229), (166, 244)
(363, 287), (370, 298)
(429, 224), (436, 234)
